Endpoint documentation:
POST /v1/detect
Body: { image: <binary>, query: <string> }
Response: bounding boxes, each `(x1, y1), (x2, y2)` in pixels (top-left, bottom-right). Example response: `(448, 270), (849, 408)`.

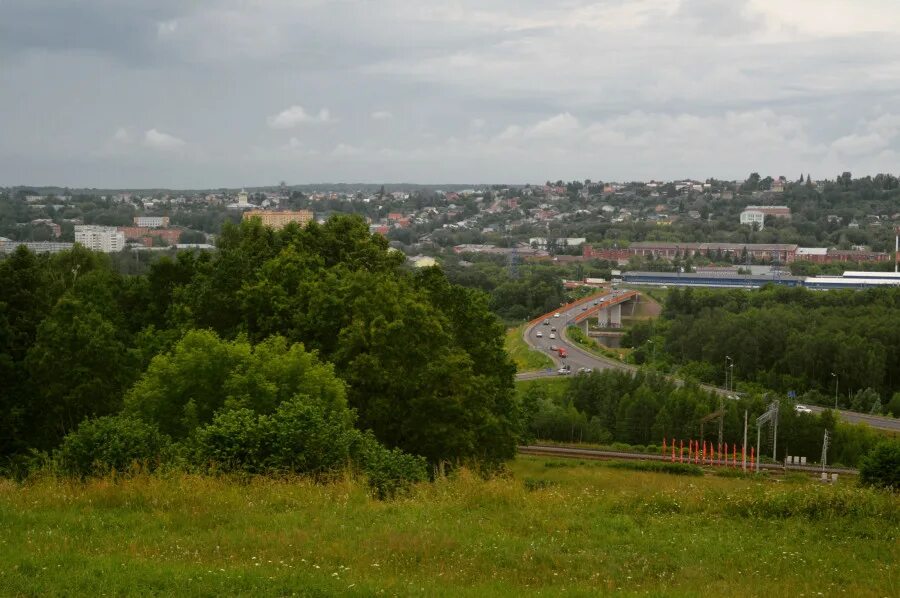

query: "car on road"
(543, 319), (550, 326)
(549, 333), (556, 339)
(536, 331), (543, 338)
(558, 347), (567, 358)
(549, 344), (558, 351)
(550, 326), (557, 332)
(557, 366), (571, 375)
(582, 306), (588, 311)
(795, 404), (812, 414)
(577, 367), (593, 374)
(554, 312), (560, 318)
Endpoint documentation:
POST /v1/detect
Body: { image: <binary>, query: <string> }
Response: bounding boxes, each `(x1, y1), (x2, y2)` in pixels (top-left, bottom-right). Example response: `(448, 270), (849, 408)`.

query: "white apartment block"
(133, 216), (170, 228)
(74, 225), (125, 253)
(739, 209), (766, 229)
(740, 206), (791, 230)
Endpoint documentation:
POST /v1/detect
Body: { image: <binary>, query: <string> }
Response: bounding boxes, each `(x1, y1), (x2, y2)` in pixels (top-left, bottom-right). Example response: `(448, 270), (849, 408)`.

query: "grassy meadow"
(1, 457), (897, 596)
(505, 325), (554, 372)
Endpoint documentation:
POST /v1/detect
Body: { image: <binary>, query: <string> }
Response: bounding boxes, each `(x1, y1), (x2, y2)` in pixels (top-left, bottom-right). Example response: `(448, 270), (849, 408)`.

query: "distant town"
(2, 174), (899, 277)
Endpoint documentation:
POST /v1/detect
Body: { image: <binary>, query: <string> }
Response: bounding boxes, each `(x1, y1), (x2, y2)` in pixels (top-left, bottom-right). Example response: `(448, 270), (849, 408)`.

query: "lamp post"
(730, 363), (735, 393)
(831, 372), (838, 409)
(725, 355), (733, 392)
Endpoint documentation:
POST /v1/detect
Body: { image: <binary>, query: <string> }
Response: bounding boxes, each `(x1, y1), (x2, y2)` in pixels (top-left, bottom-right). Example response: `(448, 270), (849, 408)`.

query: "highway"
(517, 290), (900, 434)
(521, 290), (636, 377)
(806, 405), (900, 432)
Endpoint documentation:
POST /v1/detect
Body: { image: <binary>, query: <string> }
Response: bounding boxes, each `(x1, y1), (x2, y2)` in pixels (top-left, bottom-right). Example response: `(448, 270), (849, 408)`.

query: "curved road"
(521, 290), (635, 377)
(517, 289), (900, 434)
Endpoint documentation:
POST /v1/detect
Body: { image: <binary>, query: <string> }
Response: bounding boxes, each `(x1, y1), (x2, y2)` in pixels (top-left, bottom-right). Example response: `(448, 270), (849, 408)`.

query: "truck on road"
(558, 347), (568, 358)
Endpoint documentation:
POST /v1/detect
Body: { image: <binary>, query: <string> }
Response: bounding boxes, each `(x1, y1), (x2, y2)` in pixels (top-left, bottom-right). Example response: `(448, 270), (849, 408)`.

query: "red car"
(558, 347), (568, 358)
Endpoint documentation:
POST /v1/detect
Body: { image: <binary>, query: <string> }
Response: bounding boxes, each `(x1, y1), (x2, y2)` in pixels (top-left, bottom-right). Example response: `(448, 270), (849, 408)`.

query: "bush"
(193, 398), (358, 476)
(193, 398), (427, 497)
(56, 415), (169, 478)
(352, 431), (428, 498)
(858, 440), (900, 491)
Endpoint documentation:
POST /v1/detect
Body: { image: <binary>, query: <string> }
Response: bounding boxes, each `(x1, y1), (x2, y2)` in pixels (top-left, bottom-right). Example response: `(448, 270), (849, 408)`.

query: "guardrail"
(571, 290), (639, 325)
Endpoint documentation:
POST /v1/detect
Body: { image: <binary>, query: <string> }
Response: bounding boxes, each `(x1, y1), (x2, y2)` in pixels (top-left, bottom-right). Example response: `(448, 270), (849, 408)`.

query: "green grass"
(505, 325), (554, 372)
(606, 460), (703, 476)
(0, 457), (897, 596)
(566, 326), (628, 361)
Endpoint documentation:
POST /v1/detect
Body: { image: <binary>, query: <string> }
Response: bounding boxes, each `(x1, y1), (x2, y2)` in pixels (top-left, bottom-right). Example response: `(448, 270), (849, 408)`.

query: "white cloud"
(143, 128), (185, 151)
(157, 20), (178, 37)
(371, 110), (393, 121)
(267, 105), (334, 129)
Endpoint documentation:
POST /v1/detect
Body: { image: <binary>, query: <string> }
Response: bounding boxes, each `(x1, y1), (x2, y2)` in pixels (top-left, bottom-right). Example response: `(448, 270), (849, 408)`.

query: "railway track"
(518, 444), (859, 475)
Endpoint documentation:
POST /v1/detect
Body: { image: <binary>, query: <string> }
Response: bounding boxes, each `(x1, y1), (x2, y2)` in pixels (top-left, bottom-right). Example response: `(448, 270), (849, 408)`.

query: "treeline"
(627, 286), (900, 413)
(521, 371), (884, 467)
(442, 256), (615, 322)
(0, 216), (520, 489)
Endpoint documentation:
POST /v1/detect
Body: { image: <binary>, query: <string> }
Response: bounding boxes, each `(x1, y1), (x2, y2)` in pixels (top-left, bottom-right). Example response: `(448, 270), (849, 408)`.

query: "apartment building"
(74, 225), (125, 253)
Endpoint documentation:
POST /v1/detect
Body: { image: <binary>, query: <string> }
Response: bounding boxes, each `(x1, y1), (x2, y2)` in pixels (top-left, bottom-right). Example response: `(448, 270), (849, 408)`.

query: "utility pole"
(756, 423), (761, 473)
(772, 402), (779, 463)
(756, 400), (779, 471)
(821, 429), (830, 472)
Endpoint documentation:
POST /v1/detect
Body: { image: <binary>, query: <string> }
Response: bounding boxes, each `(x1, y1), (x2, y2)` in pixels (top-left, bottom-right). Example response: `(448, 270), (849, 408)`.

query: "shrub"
(193, 398), (427, 497)
(56, 415), (169, 478)
(194, 398), (358, 476)
(352, 431), (428, 498)
(858, 440), (900, 491)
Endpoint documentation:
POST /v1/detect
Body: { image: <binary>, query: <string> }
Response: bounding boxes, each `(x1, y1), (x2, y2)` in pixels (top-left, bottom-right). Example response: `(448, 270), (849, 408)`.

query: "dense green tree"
(124, 331), (344, 439)
(25, 298), (137, 447)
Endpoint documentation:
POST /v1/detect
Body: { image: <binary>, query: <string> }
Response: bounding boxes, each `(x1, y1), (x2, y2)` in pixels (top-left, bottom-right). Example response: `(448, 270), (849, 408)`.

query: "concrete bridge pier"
(596, 307), (609, 327)
(609, 303), (622, 327)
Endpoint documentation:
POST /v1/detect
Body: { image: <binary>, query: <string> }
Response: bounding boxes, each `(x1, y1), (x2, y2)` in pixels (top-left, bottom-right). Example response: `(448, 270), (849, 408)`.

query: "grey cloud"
(2, 1), (900, 186)
(0, 0), (188, 64)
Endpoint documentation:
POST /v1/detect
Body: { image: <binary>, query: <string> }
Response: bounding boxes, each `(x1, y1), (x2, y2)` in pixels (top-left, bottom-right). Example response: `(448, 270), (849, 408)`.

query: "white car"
(536, 331), (543, 338)
(554, 312), (561, 318)
(577, 367), (593, 374)
(795, 404), (812, 414)
(557, 367), (571, 375)
(549, 333), (556, 339)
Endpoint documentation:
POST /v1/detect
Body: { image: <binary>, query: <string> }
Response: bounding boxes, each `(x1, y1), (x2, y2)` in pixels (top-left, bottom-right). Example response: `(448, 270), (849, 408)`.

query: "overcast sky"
(4, 0), (900, 188)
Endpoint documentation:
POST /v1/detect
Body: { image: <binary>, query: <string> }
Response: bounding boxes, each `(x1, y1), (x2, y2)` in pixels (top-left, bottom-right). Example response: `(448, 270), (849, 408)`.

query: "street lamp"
(730, 363), (735, 393)
(831, 372), (838, 409)
(725, 355), (733, 391)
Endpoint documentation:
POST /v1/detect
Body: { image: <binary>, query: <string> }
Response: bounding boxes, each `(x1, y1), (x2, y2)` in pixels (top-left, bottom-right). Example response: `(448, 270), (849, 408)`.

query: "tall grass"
(0, 457), (897, 596)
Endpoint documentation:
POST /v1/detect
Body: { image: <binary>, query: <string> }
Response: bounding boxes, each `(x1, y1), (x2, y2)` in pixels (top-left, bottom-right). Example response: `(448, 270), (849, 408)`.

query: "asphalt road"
(806, 405), (900, 432)
(522, 290), (631, 377)
(517, 290), (900, 434)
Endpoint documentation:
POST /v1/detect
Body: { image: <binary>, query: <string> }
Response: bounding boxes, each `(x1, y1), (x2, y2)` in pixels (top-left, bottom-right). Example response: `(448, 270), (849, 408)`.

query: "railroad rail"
(518, 444), (859, 475)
